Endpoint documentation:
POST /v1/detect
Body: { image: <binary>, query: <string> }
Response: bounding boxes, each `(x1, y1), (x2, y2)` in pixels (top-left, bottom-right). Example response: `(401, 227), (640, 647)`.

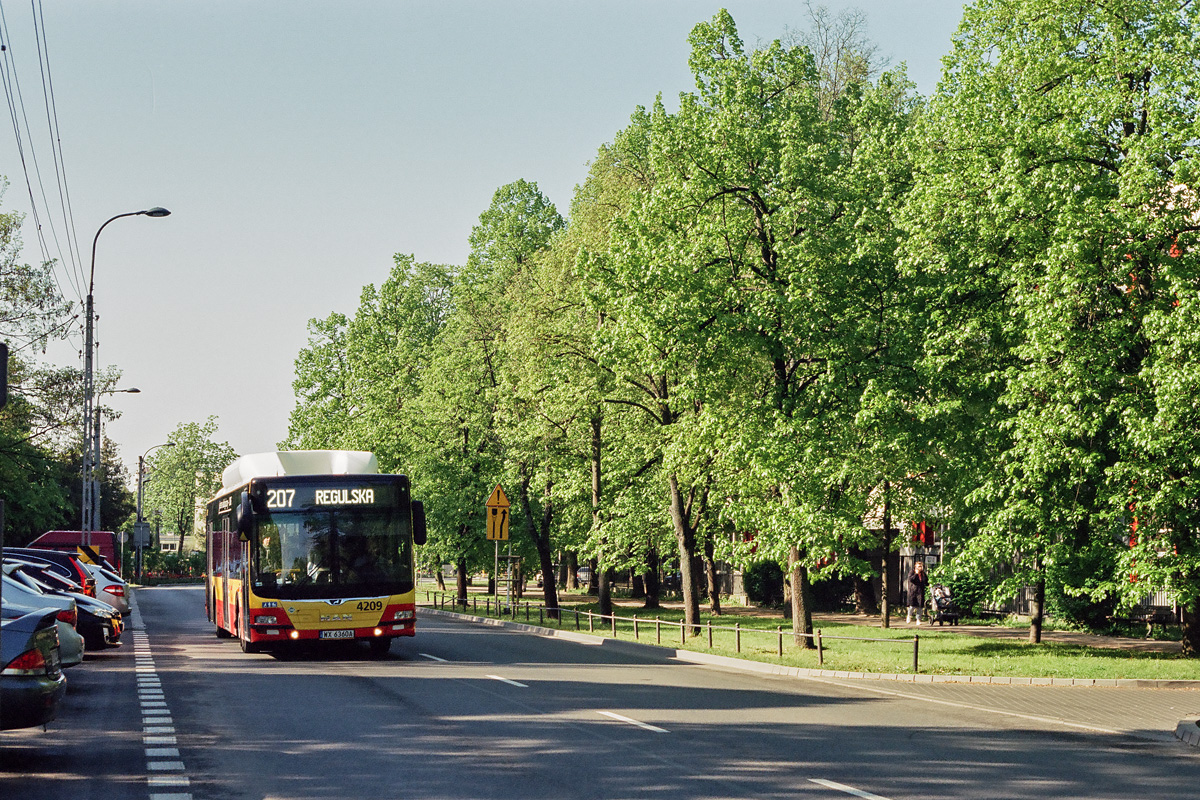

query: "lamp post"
(86, 386), (140, 543)
(82, 207), (170, 540)
(136, 442), (176, 580)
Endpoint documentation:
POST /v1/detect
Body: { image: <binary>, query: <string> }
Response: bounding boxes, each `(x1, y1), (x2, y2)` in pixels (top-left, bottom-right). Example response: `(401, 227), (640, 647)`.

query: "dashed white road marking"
(597, 710), (669, 733)
(808, 778), (892, 799)
(130, 594), (193, 800)
(419, 653), (448, 661)
(486, 674), (528, 688)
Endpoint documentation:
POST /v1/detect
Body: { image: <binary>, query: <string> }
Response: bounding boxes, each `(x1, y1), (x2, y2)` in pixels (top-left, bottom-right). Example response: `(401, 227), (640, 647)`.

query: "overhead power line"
(0, 0), (86, 311)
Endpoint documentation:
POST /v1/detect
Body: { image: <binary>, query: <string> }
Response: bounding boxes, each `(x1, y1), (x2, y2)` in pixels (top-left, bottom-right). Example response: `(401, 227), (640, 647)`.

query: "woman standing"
(905, 560), (929, 625)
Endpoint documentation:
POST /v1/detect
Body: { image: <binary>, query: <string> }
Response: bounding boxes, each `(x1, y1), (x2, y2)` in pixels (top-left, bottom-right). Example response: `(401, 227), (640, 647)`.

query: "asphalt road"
(2, 584), (1198, 800)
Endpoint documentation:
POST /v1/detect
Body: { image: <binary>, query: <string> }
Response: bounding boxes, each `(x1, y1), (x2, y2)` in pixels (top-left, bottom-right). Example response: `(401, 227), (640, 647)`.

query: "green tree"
(591, 11), (923, 640)
(281, 312), (352, 451)
(409, 181), (564, 600)
(142, 417), (237, 548)
(906, 0), (1200, 649)
(0, 187), (79, 541)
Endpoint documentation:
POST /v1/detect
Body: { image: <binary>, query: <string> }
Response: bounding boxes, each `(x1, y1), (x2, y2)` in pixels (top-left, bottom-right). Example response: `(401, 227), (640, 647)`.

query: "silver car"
(82, 562), (130, 616)
(1, 568), (85, 668)
(0, 606), (68, 730)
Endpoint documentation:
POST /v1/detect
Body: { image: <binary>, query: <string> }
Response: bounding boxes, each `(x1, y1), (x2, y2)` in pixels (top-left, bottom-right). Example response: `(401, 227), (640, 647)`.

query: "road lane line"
(809, 676), (1126, 736)
(487, 674), (528, 687)
(419, 653), (448, 661)
(131, 594), (194, 800)
(809, 778), (892, 799)
(597, 711), (669, 733)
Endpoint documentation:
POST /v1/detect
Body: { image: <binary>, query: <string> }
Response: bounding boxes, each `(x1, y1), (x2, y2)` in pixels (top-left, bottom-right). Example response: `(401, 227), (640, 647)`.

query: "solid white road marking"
(809, 676), (1126, 736)
(597, 711), (669, 733)
(419, 653), (448, 661)
(808, 779), (892, 799)
(487, 674), (528, 688)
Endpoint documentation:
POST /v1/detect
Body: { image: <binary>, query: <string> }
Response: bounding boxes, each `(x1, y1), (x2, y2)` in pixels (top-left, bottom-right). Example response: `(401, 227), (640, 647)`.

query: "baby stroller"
(930, 585), (960, 625)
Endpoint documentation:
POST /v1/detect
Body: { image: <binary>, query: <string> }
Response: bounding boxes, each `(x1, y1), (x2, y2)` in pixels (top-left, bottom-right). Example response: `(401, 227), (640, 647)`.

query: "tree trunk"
(631, 570), (645, 599)
(789, 544), (816, 649)
(455, 554), (468, 603)
(591, 406), (610, 619)
(1182, 596), (1200, 657)
(668, 474), (702, 635)
(704, 537), (721, 615)
(880, 482), (893, 629)
(598, 567), (613, 617)
(564, 551), (578, 590)
(436, 569), (446, 592)
(782, 567), (793, 619)
(517, 467), (560, 619)
(1029, 569), (1045, 645)
(642, 548), (661, 610)
(850, 546), (878, 615)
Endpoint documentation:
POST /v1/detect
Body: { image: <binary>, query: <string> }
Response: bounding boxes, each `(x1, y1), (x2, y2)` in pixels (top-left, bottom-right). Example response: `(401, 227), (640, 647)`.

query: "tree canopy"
(282, 3), (1200, 655)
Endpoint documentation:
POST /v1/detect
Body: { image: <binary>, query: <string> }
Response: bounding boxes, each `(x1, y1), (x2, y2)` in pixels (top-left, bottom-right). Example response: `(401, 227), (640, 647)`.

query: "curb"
(421, 607), (1200, 747)
(1176, 717), (1200, 748)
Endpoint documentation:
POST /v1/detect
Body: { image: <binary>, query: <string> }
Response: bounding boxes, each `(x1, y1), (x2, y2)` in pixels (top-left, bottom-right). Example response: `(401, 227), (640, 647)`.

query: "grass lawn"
(421, 589), (1199, 681)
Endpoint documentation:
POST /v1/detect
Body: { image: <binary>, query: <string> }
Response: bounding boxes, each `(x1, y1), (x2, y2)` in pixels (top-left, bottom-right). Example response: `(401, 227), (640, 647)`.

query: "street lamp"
(136, 442), (176, 580)
(83, 386), (142, 543)
(82, 207), (170, 538)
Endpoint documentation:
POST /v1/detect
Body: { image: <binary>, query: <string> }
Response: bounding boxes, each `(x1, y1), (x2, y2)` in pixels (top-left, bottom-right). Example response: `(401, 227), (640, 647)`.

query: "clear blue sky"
(0, 1), (966, 482)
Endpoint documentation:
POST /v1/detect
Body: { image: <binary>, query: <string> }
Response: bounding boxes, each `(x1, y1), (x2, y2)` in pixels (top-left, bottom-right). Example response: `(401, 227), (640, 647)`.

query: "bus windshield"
(251, 507), (413, 600)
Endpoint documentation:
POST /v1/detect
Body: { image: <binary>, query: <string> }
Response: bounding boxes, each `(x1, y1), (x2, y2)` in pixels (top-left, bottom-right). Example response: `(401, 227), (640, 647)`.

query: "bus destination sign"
(258, 482), (399, 511)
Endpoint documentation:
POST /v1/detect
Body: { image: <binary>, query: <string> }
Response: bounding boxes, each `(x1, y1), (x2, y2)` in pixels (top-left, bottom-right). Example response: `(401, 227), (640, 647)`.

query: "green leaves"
(909, 0), (1200, 632)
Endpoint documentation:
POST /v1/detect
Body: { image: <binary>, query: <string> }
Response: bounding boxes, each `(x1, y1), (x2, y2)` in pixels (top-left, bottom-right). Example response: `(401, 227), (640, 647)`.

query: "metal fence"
(425, 591), (923, 672)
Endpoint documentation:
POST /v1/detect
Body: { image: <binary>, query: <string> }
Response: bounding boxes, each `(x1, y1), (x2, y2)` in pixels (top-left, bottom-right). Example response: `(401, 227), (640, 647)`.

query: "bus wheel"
(216, 625), (232, 639)
(240, 634), (260, 654)
(368, 637), (392, 658)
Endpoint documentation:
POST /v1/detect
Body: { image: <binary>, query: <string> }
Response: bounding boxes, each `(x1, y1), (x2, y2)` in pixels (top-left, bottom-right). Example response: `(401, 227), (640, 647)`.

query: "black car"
(3, 547), (96, 596)
(5, 564), (122, 650)
(0, 607), (68, 730)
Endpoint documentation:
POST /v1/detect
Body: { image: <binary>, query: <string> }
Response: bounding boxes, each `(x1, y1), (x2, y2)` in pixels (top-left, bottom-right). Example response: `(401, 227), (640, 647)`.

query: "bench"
(1115, 610), (1178, 638)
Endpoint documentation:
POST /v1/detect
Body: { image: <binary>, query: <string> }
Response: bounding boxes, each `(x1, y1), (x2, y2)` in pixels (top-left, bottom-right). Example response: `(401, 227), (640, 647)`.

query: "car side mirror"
(411, 500), (427, 546)
(236, 491), (254, 542)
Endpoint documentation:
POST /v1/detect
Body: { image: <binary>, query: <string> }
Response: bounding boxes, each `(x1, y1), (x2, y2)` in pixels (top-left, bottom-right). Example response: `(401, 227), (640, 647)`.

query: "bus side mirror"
(411, 501), (427, 546)
(236, 491), (253, 542)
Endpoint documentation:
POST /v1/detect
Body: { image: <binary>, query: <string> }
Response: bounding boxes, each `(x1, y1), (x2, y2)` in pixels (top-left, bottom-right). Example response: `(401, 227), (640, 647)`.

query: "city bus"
(205, 451), (426, 656)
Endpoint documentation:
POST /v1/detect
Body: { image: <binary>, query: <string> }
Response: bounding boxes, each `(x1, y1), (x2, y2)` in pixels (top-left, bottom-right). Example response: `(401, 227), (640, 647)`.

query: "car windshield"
(252, 507), (413, 600)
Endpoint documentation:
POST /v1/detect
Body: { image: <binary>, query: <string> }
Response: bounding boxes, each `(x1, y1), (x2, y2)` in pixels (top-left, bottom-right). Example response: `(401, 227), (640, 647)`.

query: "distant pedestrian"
(906, 561), (929, 624)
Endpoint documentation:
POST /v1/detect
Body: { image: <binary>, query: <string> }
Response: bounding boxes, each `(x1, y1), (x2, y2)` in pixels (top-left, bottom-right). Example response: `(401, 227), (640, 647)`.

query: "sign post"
(485, 485), (510, 610)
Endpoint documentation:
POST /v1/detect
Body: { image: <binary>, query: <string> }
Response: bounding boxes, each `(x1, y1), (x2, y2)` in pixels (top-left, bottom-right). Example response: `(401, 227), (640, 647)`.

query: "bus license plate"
(320, 629), (354, 640)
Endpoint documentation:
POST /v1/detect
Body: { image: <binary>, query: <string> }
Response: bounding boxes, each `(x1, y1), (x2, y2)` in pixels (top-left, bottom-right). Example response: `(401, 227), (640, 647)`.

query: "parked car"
(4, 564), (122, 651)
(0, 607), (68, 731)
(1, 570), (85, 668)
(3, 548), (96, 597)
(13, 561), (126, 628)
(81, 561), (129, 616)
(3, 551), (81, 588)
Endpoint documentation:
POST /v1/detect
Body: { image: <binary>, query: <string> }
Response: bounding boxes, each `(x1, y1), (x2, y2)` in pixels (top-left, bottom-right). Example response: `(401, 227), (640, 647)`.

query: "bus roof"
(220, 450), (378, 490)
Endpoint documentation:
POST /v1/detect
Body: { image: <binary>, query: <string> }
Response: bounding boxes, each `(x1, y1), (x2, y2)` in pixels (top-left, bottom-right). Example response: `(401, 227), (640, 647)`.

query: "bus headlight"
(393, 610), (414, 621)
(255, 615), (278, 625)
